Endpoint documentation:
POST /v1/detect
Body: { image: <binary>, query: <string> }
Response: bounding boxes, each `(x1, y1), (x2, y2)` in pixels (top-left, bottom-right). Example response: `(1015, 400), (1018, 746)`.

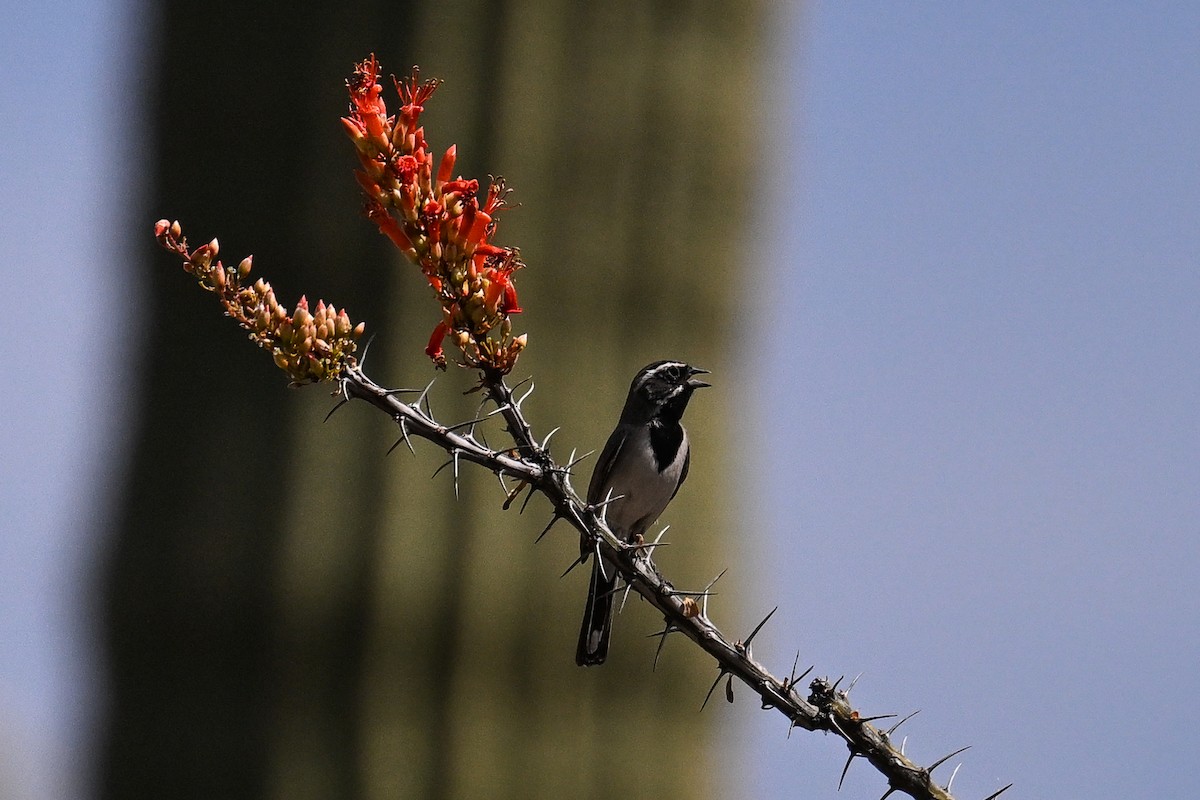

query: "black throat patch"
(648, 420), (685, 472)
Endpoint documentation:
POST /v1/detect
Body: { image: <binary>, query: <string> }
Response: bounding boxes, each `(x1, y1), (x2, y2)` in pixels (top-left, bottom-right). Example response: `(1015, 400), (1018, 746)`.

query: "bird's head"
(621, 360), (710, 423)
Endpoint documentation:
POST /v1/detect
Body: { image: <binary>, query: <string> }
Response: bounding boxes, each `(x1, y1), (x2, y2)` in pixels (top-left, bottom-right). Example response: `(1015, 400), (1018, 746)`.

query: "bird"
(576, 360), (710, 666)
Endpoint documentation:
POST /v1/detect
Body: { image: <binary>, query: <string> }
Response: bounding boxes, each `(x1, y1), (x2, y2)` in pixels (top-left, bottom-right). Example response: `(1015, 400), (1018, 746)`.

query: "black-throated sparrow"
(576, 360), (710, 666)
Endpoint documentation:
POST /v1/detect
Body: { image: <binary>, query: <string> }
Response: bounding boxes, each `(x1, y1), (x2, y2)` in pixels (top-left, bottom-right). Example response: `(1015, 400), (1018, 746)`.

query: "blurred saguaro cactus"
(102, 3), (765, 800)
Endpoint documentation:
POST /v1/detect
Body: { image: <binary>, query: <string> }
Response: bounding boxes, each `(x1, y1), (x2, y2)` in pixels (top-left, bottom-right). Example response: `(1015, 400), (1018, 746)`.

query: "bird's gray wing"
(668, 445), (690, 503)
(587, 425), (628, 505)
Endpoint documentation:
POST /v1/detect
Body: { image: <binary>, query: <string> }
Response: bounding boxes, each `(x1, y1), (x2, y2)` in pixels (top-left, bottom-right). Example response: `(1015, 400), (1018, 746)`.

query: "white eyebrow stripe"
(636, 361), (687, 390)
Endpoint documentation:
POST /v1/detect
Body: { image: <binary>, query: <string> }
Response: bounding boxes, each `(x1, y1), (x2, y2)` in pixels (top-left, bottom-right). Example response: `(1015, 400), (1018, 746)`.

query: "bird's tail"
(575, 557), (616, 666)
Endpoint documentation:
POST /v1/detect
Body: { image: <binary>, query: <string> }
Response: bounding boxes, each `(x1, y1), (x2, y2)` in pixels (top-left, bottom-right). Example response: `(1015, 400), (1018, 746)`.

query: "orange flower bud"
(340, 116), (366, 144)
(437, 145), (456, 187)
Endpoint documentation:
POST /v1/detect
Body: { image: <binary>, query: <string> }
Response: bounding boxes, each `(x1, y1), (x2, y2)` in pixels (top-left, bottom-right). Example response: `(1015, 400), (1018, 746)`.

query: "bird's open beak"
(686, 367), (711, 389)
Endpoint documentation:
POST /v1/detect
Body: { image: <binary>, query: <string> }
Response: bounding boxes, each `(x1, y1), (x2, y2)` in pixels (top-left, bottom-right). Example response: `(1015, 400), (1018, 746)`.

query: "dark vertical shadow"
(98, 1), (765, 798)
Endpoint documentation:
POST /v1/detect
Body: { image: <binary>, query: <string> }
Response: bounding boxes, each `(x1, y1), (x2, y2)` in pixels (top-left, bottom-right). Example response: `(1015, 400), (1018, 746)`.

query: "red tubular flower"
(343, 58), (527, 374)
(354, 170), (381, 199)
(368, 205), (413, 251)
(395, 154), (419, 181)
(396, 68), (441, 117)
(340, 117), (366, 146)
(465, 211), (491, 248)
(441, 178), (479, 198)
(456, 203), (476, 243)
(357, 88), (387, 140)
(425, 320), (449, 364)
(347, 56), (388, 141)
(483, 275), (504, 312)
(501, 282), (522, 315)
(437, 145), (456, 187)
(482, 181), (508, 214)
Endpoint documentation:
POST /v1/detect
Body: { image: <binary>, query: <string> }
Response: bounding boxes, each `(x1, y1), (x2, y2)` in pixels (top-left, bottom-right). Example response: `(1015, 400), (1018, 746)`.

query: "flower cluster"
(154, 219), (365, 384)
(342, 56), (526, 375)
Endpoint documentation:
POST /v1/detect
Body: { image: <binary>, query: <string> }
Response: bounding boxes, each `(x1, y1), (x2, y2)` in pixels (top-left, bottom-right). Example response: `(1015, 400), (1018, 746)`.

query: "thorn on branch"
(647, 620), (680, 671)
(885, 709), (920, 736)
(386, 437), (406, 457)
(559, 552), (587, 579)
(665, 587), (715, 599)
(591, 540), (607, 581)
(518, 482), (537, 514)
(515, 380), (535, 411)
(737, 606), (778, 655)
(358, 333), (378, 367)
(535, 514), (561, 544)
(700, 568), (729, 618)
(701, 668), (731, 711)
(617, 581), (634, 613)
(838, 749), (860, 791)
(445, 414), (492, 433)
(398, 418), (415, 453)
(792, 665), (814, 690)
(928, 745), (971, 773)
(589, 491), (626, 513)
(416, 378), (436, 418)
(387, 419), (416, 456)
(430, 451), (463, 497)
(828, 713), (853, 743)
(981, 783), (1014, 800)
(784, 653), (814, 696)
(596, 578), (632, 602)
(563, 449), (594, 470)
(621, 536), (669, 555)
(324, 397), (350, 423)
(945, 762), (963, 793)
(628, 524), (671, 557)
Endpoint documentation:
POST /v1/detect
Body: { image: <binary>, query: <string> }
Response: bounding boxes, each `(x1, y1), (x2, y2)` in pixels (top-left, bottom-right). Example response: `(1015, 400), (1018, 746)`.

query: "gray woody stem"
(340, 365), (1009, 800)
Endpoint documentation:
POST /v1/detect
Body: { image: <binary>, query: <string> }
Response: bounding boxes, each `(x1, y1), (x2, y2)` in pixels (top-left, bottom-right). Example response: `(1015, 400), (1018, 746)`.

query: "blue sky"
(2, 2), (1198, 799)
(745, 4), (1199, 799)
(1, 0), (136, 797)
